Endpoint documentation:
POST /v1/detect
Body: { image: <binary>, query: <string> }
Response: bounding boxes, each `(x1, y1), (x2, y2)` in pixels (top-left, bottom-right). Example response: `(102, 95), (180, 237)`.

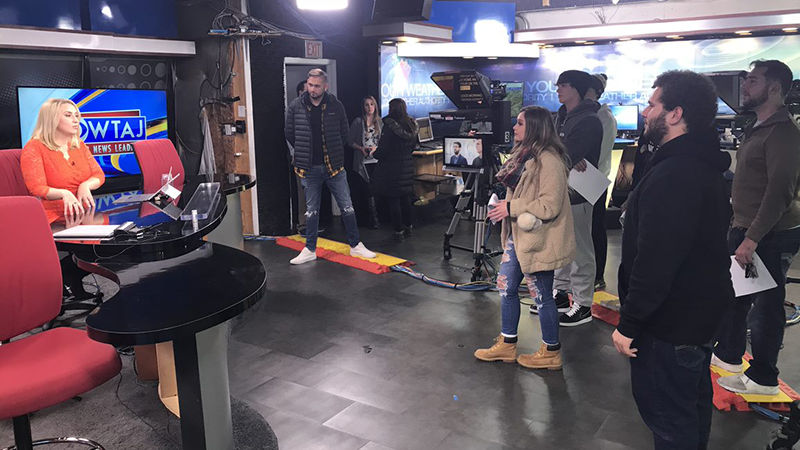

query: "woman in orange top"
(21, 98), (105, 222)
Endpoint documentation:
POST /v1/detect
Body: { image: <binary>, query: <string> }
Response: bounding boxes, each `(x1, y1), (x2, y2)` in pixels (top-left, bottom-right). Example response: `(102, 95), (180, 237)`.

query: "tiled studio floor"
(227, 216), (800, 450)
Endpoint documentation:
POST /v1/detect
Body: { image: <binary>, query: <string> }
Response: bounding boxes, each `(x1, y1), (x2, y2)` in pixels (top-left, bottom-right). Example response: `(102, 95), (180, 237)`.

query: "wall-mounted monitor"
(443, 136), (483, 172)
(416, 117), (433, 143)
(609, 104), (639, 132)
(17, 87), (169, 178)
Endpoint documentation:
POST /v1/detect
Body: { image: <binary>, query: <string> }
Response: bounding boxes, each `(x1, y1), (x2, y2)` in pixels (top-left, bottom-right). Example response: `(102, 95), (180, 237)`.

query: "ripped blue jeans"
(300, 165), (360, 251)
(498, 237), (557, 345)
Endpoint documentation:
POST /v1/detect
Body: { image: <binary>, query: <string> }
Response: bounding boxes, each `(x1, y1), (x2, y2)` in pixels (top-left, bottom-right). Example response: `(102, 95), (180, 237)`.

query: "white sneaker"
(290, 247), (317, 265)
(717, 373), (779, 396)
(350, 242), (376, 259)
(710, 353), (743, 373)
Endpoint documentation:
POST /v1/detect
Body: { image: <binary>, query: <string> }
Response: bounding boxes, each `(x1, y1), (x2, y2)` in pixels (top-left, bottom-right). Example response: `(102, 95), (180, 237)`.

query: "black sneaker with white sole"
(530, 291), (571, 314)
(559, 303), (593, 327)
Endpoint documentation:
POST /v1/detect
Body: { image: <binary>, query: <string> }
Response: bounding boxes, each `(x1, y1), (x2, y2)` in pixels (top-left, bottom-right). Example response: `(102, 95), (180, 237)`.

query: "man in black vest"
(285, 68), (376, 264)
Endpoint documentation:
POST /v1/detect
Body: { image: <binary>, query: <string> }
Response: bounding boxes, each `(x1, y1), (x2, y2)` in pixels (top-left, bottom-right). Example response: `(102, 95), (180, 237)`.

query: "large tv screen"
(17, 87), (169, 178)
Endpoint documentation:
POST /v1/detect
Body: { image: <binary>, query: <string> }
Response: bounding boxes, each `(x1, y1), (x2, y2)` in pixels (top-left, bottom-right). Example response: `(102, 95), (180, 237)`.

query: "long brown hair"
(361, 96), (382, 134)
(387, 98), (416, 132)
(514, 106), (569, 174)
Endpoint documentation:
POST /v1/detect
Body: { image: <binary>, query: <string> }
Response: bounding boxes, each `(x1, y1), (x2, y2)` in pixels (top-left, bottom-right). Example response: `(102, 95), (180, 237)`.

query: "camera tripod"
(443, 167), (503, 282)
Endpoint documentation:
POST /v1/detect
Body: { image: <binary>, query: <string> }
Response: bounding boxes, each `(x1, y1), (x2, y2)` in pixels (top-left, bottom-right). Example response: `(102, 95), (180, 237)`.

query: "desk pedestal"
(173, 321), (234, 450)
(205, 192), (244, 249)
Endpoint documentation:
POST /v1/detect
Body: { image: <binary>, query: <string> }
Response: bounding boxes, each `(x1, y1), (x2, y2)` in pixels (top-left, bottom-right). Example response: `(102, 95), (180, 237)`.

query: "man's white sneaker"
(717, 373), (779, 396)
(710, 353), (743, 373)
(350, 242), (376, 259)
(290, 247), (317, 265)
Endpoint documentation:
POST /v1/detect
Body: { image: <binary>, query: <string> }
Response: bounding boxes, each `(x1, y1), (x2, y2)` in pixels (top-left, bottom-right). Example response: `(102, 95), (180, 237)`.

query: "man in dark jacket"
(612, 70), (734, 449)
(285, 68), (376, 264)
(540, 70), (603, 326)
(715, 60), (800, 396)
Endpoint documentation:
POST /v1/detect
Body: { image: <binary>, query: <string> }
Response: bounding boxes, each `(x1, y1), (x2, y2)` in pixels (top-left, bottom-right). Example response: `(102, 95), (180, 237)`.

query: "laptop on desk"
(113, 170), (181, 205)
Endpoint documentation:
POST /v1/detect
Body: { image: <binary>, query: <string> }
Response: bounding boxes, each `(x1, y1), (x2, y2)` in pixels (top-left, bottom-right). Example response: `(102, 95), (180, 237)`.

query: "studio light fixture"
(783, 27), (798, 33)
(735, 30), (752, 35)
(397, 42), (539, 58)
(296, 0), (347, 11)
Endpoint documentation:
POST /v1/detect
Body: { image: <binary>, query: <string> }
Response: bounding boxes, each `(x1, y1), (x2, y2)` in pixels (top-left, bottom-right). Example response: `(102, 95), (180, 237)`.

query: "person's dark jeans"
(630, 333), (712, 450)
(385, 195), (413, 233)
(300, 166), (360, 252)
(714, 226), (800, 386)
(592, 190), (608, 282)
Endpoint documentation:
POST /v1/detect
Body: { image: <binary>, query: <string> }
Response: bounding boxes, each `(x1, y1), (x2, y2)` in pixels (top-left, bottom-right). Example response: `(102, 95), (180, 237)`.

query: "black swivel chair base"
(4, 415), (105, 450)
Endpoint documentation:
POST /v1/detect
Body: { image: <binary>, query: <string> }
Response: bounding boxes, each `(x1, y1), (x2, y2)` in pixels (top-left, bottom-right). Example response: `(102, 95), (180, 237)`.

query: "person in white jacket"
(586, 73), (617, 291)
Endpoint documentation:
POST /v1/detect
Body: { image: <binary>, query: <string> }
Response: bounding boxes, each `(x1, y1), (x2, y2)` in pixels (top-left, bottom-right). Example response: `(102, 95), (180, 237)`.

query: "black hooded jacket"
(556, 100), (603, 204)
(617, 131), (734, 345)
(372, 117), (418, 197)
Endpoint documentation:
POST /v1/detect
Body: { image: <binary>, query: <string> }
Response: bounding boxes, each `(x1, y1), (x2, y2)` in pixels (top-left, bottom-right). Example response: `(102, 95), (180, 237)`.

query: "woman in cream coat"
(475, 106), (575, 370)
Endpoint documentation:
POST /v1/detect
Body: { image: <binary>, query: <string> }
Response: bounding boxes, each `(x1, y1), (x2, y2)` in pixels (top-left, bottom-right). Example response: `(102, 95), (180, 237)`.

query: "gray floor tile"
(325, 403), (451, 450)
(243, 378), (354, 423)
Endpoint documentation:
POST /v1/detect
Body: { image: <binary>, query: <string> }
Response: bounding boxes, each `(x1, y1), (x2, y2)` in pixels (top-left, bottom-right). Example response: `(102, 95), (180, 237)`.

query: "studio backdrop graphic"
(380, 35), (800, 120)
(18, 87), (169, 178)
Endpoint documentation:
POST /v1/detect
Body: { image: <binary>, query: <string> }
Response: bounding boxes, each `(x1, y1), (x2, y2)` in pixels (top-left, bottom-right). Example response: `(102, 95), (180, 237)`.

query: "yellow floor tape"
(711, 361), (794, 403)
(285, 234), (408, 267)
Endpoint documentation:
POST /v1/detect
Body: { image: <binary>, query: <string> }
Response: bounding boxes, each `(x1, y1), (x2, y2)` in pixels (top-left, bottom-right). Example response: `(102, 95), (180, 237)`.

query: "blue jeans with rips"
(300, 165), (360, 251)
(498, 237), (557, 345)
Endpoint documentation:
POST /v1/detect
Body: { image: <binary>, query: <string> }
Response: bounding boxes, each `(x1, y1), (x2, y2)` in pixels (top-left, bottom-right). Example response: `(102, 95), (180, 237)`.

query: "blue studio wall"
(0, 0), (177, 38)
(380, 35), (800, 119)
(428, 1), (516, 43)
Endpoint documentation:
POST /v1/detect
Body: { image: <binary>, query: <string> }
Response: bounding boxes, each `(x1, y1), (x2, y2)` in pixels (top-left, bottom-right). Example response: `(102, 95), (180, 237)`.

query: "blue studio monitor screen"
(17, 87), (169, 177)
(609, 104), (639, 132)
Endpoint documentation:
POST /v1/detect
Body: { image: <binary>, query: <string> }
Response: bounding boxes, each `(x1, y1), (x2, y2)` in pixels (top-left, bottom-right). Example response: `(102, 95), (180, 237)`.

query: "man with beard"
(714, 60), (800, 395)
(449, 141), (468, 166)
(612, 70), (734, 448)
(285, 68), (376, 264)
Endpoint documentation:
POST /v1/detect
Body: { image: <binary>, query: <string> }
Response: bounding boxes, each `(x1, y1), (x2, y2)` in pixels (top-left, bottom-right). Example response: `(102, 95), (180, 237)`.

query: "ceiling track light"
(296, 0), (347, 11)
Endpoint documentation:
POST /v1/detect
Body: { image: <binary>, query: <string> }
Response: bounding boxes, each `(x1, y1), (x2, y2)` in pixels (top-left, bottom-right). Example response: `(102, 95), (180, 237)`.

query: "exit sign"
(305, 40), (323, 59)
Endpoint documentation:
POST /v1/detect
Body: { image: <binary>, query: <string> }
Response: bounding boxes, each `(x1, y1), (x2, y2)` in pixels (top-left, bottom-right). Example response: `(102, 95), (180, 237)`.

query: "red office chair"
(132, 139), (185, 194)
(0, 149), (29, 197)
(0, 196), (122, 450)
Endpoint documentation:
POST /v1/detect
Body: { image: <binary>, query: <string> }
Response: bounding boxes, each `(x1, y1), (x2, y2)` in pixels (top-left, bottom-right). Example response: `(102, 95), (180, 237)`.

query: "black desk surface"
(86, 242), (266, 346)
(51, 173), (256, 262)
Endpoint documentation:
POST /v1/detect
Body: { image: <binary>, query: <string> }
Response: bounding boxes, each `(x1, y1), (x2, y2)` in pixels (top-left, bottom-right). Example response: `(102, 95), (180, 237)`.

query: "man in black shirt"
(612, 70), (734, 449)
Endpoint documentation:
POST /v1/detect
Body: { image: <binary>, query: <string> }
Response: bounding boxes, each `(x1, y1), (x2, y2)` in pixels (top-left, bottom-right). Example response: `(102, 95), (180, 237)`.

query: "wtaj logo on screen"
(80, 110), (147, 144)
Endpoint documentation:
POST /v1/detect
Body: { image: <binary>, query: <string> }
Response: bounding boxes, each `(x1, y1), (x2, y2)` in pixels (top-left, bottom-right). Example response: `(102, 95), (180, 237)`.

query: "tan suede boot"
(474, 334), (517, 362)
(517, 343), (562, 370)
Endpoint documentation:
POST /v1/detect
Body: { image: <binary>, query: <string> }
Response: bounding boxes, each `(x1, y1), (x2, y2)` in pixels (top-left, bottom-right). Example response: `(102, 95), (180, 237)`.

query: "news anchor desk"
(52, 174), (265, 450)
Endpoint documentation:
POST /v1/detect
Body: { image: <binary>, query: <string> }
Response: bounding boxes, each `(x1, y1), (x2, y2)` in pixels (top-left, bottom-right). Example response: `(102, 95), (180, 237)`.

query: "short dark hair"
(453, 141), (461, 147)
(751, 59), (793, 97)
(296, 80), (306, 95)
(652, 70), (717, 134)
